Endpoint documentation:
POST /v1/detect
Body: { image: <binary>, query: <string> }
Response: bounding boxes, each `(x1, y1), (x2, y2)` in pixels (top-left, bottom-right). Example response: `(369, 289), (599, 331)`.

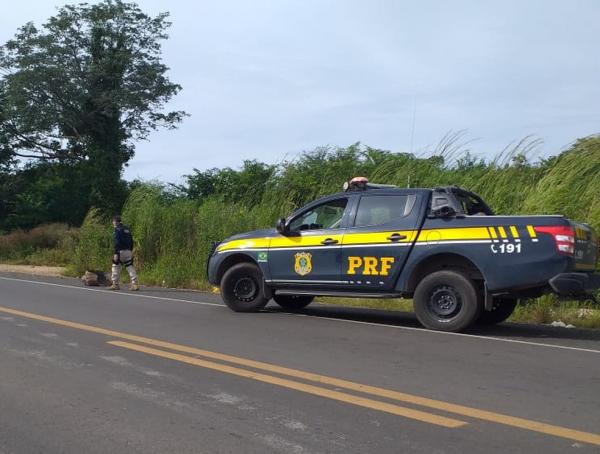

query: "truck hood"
(221, 228), (277, 244)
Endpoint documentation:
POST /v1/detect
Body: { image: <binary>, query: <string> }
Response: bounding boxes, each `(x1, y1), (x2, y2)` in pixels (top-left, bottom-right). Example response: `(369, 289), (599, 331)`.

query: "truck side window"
(289, 198), (348, 232)
(354, 195), (409, 227)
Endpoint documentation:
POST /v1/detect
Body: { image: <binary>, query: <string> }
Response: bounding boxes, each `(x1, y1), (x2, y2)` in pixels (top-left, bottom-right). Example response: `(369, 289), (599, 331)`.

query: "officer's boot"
(127, 265), (139, 291)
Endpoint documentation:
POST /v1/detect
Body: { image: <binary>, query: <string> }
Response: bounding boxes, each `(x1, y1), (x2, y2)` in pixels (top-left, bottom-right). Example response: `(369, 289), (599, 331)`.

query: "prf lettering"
(347, 256), (395, 276)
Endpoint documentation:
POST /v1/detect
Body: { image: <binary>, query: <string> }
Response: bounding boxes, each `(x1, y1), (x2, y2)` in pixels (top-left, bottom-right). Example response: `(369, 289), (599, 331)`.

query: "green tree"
(0, 0), (186, 212)
(0, 161), (96, 231)
(182, 160), (276, 204)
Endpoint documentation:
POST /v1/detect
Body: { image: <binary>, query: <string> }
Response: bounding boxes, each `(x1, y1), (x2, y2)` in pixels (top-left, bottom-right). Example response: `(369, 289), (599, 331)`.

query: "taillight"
(534, 226), (575, 255)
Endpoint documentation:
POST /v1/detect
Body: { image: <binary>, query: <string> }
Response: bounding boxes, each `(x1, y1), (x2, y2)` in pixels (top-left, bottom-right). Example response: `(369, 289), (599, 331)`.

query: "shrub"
(0, 223), (76, 265)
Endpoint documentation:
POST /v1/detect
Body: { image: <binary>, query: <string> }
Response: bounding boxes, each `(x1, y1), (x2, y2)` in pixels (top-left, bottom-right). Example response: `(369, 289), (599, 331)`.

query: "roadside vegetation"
(0, 223), (77, 267)
(1, 136), (598, 328)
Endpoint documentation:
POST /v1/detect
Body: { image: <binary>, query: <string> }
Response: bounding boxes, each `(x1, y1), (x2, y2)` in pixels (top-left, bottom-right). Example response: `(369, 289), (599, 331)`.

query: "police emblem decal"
(294, 252), (312, 276)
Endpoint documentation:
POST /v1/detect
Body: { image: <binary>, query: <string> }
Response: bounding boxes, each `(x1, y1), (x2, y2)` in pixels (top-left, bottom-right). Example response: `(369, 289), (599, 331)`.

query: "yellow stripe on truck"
(527, 225), (537, 239)
(416, 227), (492, 242)
(497, 226), (508, 239)
(217, 237), (271, 252)
(219, 226), (502, 252)
(341, 230), (417, 245)
(576, 263), (597, 271)
(270, 234), (343, 248)
(510, 226), (520, 239)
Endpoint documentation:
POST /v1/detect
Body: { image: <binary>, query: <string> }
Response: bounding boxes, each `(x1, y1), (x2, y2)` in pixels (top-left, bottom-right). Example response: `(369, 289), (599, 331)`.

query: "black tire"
(220, 263), (269, 312)
(478, 298), (518, 325)
(273, 295), (314, 310)
(413, 270), (482, 332)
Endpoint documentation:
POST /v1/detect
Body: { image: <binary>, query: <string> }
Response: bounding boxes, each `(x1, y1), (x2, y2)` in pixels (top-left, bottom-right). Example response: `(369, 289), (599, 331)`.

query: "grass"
(315, 294), (600, 329)
(510, 295), (600, 328)
(317, 297), (414, 312)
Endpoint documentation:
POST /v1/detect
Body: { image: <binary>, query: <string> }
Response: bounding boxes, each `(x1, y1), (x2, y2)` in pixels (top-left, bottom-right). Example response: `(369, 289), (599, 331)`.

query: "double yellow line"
(1, 305), (599, 446)
(107, 340), (462, 427)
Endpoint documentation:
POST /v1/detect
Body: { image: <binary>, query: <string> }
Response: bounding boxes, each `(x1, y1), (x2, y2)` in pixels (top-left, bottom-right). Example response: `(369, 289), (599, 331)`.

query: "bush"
(0, 223), (77, 265)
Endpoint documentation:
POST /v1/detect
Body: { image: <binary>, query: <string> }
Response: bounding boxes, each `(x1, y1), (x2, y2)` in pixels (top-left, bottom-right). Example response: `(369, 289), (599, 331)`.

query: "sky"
(1, 0), (599, 183)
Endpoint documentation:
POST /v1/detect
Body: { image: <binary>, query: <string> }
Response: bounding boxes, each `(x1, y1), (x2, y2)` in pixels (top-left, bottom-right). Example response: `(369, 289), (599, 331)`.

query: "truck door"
(267, 196), (349, 286)
(341, 193), (421, 291)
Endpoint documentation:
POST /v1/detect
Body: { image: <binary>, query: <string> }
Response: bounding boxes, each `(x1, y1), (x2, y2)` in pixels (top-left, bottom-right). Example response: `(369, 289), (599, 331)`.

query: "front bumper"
(206, 241), (221, 285)
(549, 272), (600, 297)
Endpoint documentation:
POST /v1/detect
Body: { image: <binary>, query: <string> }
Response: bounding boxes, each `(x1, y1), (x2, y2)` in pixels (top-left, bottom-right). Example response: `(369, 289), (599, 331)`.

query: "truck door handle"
(387, 233), (407, 242)
(321, 238), (339, 245)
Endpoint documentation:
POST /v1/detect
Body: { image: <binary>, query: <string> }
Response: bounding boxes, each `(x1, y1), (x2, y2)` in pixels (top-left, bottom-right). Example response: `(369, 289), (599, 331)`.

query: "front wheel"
(478, 298), (518, 325)
(220, 263), (269, 312)
(413, 270), (482, 332)
(273, 295), (314, 310)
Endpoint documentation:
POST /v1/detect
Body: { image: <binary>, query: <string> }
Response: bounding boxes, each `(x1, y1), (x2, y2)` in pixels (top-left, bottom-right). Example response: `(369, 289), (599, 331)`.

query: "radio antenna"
(409, 99), (417, 154)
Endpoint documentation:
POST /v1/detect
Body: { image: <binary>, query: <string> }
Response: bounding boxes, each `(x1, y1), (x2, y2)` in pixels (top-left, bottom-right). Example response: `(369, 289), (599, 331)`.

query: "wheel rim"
(233, 277), (257, 302)
(427, 285), (462, 321)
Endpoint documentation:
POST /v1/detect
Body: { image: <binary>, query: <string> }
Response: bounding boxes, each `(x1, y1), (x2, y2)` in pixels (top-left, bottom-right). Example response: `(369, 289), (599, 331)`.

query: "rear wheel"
(273, 295), (314, 310)
(478, 298), (518, 325)
(413, 270), (482, 332)
(220, 263), (268, 312)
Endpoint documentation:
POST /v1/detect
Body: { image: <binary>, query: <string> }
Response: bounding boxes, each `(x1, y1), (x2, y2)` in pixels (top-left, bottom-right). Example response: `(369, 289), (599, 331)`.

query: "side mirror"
(430, 205), (457, 218)
(276, 218), (289, 234)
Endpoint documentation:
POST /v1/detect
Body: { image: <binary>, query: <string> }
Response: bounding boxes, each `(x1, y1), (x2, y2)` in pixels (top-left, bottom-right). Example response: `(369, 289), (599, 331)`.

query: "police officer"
(109, 215), (140, 291)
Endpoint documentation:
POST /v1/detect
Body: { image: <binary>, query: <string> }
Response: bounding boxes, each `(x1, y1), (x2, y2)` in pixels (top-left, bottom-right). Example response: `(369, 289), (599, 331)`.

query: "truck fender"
(397, 250), (487, 295)
(215, 252), (270, 286)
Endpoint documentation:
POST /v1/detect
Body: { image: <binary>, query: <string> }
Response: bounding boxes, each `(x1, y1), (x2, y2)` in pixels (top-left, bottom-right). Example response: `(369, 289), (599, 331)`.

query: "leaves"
(0, 0), (186, 162)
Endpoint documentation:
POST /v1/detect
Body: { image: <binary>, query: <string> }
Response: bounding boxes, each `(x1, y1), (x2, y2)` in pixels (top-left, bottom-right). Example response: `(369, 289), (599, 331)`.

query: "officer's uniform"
(111, 223), (138, 287)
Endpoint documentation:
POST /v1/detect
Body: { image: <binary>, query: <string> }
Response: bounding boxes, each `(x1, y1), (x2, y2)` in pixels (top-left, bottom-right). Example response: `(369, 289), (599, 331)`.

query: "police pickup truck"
(207, 178), (599, 332)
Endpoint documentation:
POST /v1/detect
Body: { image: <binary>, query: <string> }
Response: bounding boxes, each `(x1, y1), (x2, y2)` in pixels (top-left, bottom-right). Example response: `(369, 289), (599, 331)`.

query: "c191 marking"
(491, 243), (521, 254)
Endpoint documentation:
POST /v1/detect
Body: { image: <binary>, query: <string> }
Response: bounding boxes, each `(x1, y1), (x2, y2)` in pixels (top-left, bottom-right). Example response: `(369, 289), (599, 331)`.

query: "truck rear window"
(455, 193), (493, 216)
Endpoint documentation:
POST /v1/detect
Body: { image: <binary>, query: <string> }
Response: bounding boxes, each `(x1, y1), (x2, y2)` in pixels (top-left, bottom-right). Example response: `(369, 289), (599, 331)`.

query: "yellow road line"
(108, 340), (464, 428)
(1, 305), (599, 446)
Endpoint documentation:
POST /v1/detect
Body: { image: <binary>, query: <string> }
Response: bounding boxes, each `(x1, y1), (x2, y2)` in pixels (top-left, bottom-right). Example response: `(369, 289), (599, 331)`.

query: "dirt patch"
(0, 264), (66, 277)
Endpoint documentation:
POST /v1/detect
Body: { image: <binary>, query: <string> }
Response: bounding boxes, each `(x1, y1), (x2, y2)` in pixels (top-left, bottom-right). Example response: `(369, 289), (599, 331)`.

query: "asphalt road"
(0, 273), (599, 454)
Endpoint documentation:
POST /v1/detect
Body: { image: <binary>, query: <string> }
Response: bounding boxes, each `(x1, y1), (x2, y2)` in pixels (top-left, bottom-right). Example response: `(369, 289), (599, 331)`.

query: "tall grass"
(120, 186), (275, 288)
(70, 208), (112, 274)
